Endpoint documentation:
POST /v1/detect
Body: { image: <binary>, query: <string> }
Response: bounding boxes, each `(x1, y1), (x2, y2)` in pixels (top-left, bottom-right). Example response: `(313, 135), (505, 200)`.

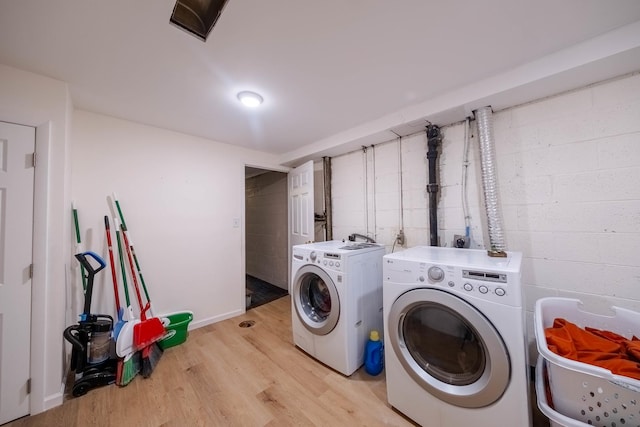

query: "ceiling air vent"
(170, 0), (230, 41)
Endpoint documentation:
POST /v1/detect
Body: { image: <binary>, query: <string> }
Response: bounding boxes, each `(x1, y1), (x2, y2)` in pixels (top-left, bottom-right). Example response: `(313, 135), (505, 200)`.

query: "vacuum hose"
(426, 124), (442, 246)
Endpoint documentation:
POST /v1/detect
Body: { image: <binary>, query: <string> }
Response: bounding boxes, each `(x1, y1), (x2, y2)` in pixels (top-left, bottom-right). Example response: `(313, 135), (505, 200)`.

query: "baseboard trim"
(190, 309), (243, 330)
(42, 382), (65, 412)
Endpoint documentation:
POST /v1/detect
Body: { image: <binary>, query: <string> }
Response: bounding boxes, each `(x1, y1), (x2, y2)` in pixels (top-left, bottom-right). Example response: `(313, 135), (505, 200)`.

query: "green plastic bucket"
(158, 311), (193, 350)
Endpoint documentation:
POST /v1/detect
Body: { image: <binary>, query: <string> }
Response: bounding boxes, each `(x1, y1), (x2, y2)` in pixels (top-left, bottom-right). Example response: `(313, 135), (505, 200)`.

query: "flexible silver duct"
(475, 107), (507, 256)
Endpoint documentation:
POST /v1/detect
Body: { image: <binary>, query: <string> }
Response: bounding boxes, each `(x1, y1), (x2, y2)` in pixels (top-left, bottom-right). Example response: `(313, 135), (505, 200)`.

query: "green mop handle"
(113, 193), (155, 316)
(115, 217), (134, 321)
(113, 193), (127, 231)
(72, 203), (87, 292)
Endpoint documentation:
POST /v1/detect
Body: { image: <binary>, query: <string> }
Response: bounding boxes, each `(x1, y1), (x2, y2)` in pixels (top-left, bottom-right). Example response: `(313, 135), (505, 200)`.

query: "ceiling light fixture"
(237, 91), (264, 107)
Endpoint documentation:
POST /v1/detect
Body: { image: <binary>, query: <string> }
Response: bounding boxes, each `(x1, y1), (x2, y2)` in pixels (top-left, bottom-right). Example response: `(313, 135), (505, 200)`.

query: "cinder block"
(510, 89), (592, 127)
(598, 232), (640, 266)
(592, 73), (640, 108)
(597, 133), (640, 169)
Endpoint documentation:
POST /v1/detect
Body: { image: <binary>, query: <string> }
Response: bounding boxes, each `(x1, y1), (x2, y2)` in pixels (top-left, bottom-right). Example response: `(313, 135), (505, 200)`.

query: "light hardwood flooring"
(8, 296), (549, 426)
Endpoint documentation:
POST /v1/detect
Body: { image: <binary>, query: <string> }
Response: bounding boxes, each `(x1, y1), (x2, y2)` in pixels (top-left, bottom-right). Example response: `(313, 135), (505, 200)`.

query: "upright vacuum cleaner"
(63, 251), (117, 397)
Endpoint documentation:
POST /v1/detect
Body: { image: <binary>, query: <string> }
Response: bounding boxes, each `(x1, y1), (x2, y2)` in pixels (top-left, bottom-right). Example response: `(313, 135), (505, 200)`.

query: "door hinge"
(31, 152), (36, 168)
(27, 378), (31, 394)
(29, 263), (33, 279)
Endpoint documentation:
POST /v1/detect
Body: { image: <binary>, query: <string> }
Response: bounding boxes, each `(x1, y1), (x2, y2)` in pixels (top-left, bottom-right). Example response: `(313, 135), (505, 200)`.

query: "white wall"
(0, 63), (286, 415)
(331, 72), (640, 363)
(0, 64), (72, 413)
(71, 111), (284, 327)
(245, 171), (288, 289)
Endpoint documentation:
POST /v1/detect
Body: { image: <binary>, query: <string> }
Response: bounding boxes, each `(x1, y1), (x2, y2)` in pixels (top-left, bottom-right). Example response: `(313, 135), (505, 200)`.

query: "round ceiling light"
(237, 91), (263, 107)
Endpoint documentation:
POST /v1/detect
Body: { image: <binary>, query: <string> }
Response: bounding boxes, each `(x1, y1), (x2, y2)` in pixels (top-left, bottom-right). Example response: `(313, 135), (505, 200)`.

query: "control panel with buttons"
(384, 256), (518, 304)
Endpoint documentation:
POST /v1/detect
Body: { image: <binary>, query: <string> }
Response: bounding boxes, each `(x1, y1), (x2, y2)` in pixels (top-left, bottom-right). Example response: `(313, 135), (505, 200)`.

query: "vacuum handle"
(63, 324), (86, 353)
(74, 251), (106, 275)
(75, 251), (106, 316)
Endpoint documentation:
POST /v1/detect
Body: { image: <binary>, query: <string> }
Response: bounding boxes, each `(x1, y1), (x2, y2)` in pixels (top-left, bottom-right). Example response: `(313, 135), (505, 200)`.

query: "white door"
(288, 160), (314, 247)
(288, 160), (314, 293)
(0, 121), (35, 424)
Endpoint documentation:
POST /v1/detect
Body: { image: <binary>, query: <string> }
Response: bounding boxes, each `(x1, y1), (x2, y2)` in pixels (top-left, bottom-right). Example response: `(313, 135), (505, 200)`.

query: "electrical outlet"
(396, 229), (405, 246)
(453, 234), (470, 248)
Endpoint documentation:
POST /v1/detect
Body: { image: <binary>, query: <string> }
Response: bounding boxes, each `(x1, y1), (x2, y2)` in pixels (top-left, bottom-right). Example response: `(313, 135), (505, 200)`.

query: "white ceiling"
(1, 1), (640, 165)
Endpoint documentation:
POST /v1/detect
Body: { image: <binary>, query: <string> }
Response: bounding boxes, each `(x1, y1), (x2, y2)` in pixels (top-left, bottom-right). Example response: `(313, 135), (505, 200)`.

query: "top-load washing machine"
(383, 246), (531, 426)
(291, 240), (385, 376)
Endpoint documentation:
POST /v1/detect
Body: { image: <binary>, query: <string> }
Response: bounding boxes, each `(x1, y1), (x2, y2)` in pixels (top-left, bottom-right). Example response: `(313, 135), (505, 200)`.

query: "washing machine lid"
(388, 288), (511, 408)
(292, 264), (340, 335)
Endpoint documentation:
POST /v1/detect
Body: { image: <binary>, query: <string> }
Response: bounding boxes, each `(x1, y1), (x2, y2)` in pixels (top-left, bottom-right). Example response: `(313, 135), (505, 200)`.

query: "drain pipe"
(475, 107), (507, 257)
(323, 156), (333, 241)
(426, 124), (442, 246)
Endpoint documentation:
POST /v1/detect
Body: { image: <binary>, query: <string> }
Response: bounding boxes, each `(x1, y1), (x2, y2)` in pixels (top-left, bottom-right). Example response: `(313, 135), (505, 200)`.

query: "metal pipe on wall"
(426, 124), (442, 246)
(323, 156), (333, 241)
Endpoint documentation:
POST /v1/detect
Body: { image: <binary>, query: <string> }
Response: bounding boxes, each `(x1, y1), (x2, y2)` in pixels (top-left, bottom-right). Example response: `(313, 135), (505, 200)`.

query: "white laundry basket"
(534, 297), (640, 427)
(536, 356), (590, 427)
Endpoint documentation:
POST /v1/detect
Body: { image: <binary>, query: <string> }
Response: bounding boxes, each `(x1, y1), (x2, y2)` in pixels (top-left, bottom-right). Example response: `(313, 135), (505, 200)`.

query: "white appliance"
(383, 246), (531, 426)
(291, 240), (385, 376)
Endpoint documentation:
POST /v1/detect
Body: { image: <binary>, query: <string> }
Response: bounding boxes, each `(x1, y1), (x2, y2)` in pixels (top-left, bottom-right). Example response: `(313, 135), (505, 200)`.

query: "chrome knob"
(428, 266), (444, 282)
(310, 251), (317, 261)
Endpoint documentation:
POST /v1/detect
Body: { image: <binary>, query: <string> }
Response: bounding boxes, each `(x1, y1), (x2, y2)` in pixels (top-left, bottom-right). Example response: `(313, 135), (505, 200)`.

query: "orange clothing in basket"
(545, 318), (640, 381)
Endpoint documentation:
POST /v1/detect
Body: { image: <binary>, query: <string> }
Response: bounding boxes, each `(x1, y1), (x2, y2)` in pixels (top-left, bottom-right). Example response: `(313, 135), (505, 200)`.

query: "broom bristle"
(141, 343), (163, 378)
(117, 352), (141, 386)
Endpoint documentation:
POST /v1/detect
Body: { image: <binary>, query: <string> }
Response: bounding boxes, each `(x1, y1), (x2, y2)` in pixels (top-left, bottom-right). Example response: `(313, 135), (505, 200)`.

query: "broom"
(119, 218), (164, 377)
(104, 216), (125, 338)
(114, 218), (141, 386)
(114, 193), (193, 351)
(121, 225), (164, 377)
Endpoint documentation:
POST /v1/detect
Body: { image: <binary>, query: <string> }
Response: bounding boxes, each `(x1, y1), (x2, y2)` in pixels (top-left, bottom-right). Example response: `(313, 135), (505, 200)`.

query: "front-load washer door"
(388, 288), (510, 408)
(293, 264), (340, 335)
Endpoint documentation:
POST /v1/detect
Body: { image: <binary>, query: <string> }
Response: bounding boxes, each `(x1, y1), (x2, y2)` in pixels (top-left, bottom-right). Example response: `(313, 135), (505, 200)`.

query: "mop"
(112, 193), (193, 351)
(120, 224), (165, 377)
(72, 202), (87, 292)
(104, 216), (124, 339)
(114, 218), (141, 385)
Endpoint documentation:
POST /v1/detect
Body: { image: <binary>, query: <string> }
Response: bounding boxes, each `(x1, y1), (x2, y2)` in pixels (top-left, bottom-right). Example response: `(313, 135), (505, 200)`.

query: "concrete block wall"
(245, 171), (288, 289)
(331, 72), (640, 363)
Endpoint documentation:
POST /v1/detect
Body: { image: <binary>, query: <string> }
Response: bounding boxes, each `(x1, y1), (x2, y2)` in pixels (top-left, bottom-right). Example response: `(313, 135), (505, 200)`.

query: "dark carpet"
(246, 275), (288, 310)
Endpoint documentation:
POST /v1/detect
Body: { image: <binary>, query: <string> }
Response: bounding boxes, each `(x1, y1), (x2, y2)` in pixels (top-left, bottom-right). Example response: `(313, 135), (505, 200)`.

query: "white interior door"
(288, 160), (314, 293)
(0, 121), (35, 424)
(288, 160), (314, 248)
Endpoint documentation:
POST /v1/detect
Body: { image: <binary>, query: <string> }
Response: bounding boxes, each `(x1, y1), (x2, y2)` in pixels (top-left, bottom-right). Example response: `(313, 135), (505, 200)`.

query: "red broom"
(120, 224), (164, 349)
(115, 194), (164, 377)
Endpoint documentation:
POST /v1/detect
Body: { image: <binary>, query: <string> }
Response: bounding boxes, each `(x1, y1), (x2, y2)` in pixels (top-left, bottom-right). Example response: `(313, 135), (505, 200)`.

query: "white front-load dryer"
(291, 241), (385, 376)
(383, 246), (531, 426)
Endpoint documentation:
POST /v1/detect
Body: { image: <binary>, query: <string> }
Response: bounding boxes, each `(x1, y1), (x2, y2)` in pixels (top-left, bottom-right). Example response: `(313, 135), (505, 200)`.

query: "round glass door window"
(388, 288), (510, 408)
(293, 264), (340, 335)
(404, 303), (485, 386)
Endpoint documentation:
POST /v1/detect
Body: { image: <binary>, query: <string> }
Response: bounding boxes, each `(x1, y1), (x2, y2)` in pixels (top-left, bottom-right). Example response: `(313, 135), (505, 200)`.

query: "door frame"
(31, 121), (53, 413)
(242, 163), (290, 310)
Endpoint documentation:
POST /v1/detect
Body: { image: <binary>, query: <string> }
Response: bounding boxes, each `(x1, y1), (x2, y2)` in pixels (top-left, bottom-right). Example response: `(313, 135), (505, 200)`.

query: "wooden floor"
(8, 296), (549, 426)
